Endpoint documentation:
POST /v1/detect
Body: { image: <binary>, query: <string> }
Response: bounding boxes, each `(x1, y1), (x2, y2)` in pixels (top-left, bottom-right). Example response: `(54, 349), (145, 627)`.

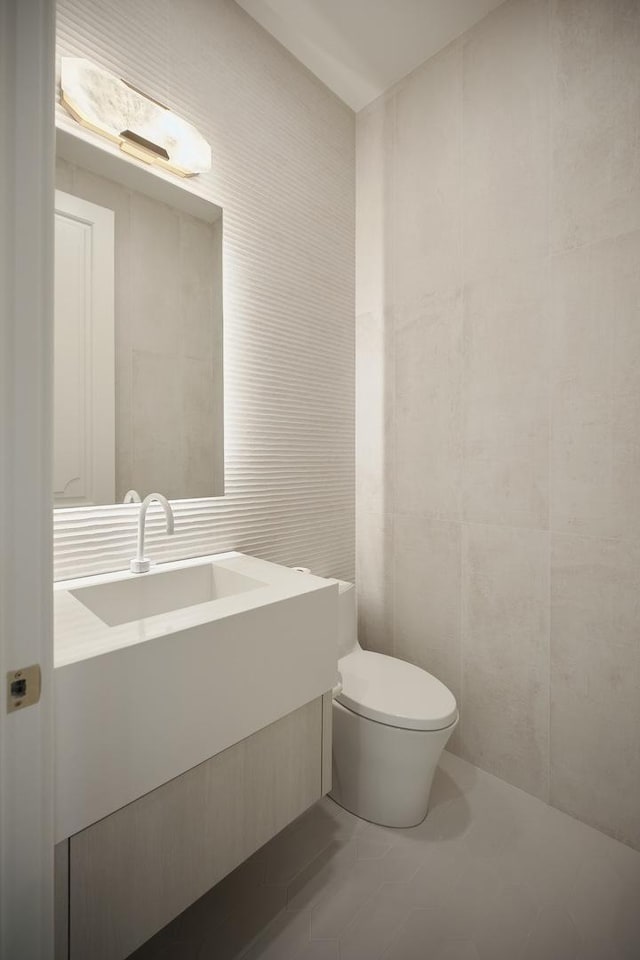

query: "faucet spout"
(130, 493), (175, 574)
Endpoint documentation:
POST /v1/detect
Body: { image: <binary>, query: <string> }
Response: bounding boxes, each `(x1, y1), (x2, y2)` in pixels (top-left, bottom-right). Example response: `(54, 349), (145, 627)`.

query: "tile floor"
(131, 752), (640, 960)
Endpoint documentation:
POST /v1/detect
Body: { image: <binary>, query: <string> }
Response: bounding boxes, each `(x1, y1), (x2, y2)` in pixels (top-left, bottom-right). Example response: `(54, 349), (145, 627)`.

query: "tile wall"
(356, 0), (640, 849)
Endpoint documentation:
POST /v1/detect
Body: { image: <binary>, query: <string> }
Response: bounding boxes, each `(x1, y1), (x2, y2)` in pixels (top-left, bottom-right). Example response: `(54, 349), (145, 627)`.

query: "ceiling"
(235, 0), (506, 111)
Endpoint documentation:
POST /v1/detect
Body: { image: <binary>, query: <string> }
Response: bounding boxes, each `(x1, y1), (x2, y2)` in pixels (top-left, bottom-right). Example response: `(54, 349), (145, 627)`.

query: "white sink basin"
(70, 562), (265, 627)
(54, 552), (338, 842)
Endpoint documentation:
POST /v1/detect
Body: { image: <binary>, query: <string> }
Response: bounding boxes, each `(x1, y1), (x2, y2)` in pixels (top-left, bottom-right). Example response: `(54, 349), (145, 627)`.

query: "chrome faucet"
(130, 493), (175, 573)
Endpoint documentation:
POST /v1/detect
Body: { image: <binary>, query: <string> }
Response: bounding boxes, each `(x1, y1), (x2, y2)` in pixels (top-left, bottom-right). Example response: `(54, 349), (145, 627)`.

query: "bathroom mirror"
(53, 128), (224, 508)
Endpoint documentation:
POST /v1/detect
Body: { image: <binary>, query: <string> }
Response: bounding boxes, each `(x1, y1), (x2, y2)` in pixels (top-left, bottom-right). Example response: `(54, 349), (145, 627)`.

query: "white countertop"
(54, 551), (332, 667)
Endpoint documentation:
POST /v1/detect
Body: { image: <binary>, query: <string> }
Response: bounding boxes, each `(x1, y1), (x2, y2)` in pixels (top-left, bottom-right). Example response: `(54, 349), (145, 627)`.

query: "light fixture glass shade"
(60, 58), (211, 178)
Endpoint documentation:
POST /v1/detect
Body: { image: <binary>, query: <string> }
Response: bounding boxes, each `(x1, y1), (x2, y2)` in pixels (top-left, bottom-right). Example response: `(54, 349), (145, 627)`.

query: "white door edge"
(0, 0), (56, 956)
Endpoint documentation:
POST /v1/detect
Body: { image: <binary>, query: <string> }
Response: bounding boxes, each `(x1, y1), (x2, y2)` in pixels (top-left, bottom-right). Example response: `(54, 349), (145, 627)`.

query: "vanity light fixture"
(60, 57), (211, 178)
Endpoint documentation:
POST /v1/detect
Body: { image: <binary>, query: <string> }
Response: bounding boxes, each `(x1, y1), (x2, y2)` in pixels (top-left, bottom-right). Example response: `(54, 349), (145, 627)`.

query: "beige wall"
(356, 0), (640, 849)
(54, 0), (355, 581)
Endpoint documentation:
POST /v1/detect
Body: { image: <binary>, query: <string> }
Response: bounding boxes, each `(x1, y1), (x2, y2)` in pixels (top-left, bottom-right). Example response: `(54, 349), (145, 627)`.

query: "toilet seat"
(336, 650), (458, 732)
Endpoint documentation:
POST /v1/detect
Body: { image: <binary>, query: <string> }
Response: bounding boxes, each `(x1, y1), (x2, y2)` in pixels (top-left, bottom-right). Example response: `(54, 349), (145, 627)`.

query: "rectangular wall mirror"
(53, 128), (224, 508)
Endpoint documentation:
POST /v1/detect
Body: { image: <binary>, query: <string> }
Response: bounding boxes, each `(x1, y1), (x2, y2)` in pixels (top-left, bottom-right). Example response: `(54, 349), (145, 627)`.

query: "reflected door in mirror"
(54, 191), (115, 506)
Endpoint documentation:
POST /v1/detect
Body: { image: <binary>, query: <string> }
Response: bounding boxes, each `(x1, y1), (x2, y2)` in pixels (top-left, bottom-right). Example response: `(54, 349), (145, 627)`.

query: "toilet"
(329, 580), (458, 828)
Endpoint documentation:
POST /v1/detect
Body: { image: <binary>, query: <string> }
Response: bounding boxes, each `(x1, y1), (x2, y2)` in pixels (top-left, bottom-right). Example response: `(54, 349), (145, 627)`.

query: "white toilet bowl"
(329, 581), (458, 828)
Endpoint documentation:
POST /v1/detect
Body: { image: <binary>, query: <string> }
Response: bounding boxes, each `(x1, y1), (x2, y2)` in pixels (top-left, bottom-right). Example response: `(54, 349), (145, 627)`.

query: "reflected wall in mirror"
(54, 147), (223, 508)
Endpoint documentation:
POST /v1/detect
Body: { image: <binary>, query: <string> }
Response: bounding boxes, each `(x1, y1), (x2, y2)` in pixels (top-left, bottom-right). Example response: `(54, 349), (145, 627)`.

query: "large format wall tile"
(394, 309), (463, 521)
(183, 357), (218, 499)
(393, 41), (462, 325)
(462, 262), (550, 530)
(355, 99), (395, 656)
(394, 516), (462, 700)
(460, 524), (550, 799)
(550, 534), (640, 847)
(129, 194), (181, 358)
(551, 0), (640, 252)
(550, 231), (640, 540)
(131, 351), (183, 498)
(356, 510), (394, 656)
(356, 99), (393, 319)
(356, 312), (393, 516)
(356, 0), (640, 849)
(179, 216), (217, 363)
(462, 0), (550, 280)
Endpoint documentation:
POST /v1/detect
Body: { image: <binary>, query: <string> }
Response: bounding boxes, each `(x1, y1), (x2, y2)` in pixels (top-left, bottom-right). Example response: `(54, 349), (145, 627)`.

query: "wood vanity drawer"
(56, 695), (331, 960)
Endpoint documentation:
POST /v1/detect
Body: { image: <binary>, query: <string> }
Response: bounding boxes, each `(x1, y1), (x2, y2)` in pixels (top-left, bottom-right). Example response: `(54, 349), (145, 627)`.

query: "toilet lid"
(336, 650), (458, 732)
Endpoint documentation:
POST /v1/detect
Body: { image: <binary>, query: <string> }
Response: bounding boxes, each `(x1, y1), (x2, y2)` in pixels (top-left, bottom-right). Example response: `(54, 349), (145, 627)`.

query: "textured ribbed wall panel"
(54, 0), (355, 582)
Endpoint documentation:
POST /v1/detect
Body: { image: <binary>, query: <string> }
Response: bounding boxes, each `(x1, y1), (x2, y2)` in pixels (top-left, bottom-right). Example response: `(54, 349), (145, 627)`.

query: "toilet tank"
(332, 579), (358, 660)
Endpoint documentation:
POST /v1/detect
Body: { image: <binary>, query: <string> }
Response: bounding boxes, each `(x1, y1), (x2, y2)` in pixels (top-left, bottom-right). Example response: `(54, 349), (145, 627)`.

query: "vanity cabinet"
(55, 694), (332, 960)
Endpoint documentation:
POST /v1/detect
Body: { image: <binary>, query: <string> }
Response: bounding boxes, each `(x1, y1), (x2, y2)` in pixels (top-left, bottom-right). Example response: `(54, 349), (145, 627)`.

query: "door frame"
(0, 0), (55, 956)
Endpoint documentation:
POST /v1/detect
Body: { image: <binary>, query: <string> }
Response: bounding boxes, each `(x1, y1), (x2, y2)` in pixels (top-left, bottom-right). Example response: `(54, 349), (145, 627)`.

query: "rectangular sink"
(54, 551), (338, 842)
(71, 562), (266, 627)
